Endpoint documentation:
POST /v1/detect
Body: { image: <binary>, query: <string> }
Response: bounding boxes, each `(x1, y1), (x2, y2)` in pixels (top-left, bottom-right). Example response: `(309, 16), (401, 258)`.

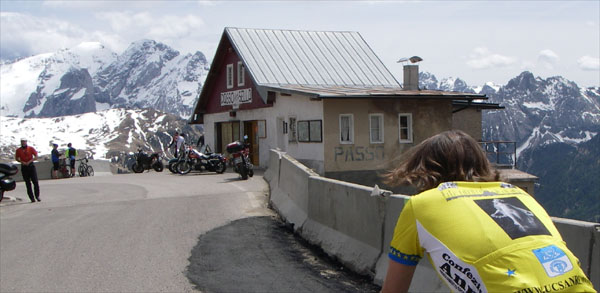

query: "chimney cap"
(397, 56), (423, 64)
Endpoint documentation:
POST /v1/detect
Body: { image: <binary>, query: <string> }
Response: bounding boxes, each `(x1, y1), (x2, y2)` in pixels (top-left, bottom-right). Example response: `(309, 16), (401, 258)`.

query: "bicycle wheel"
(86, 166), (94, 176)
(78, 164), (86, 177)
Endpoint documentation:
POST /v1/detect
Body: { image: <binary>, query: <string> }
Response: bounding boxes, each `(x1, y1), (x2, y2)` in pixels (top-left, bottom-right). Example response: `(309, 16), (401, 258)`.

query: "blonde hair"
(383, 130), (499, 192)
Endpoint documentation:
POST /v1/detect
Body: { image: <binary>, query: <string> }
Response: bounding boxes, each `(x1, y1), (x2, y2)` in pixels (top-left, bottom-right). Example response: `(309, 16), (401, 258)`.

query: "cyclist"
(65, 143), (77, 177)
(51, 143), (61, 179)
(381, 130), (595, 293)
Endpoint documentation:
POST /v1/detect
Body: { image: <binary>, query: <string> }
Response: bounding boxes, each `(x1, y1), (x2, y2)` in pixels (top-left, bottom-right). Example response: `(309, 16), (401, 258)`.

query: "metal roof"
(262, 84), (487, 100)
(226, 27), (401, 88)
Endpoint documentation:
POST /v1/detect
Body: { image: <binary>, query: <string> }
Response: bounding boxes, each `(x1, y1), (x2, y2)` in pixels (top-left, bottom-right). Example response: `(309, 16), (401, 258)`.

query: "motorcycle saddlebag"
(226, 141), (244, 154)
(1, 178), (16, 191)
(0, 163), (18, 176)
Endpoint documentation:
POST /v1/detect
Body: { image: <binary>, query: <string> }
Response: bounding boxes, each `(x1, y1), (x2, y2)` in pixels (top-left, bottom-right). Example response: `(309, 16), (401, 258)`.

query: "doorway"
(215, 121), (240, 153)
(243, 121), (259, 165)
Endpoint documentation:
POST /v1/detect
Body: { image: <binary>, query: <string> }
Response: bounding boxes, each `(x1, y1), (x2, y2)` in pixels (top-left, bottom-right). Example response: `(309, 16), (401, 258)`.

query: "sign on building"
(221, 88), (252, 109)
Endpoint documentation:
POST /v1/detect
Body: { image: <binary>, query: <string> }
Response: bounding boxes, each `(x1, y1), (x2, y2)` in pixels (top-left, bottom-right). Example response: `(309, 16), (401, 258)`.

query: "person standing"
(51, 143), (61, 179)
(381, 130), (595, 293)
(15, 138), (40, 203)
(177, 133), (186, 159)
(169, 132), (180, 158)
(65, 143), (77, 177)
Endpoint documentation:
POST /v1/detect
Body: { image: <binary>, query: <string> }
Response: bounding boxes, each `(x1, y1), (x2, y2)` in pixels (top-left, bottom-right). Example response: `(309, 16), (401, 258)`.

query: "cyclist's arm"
(381, 259), (416, 293)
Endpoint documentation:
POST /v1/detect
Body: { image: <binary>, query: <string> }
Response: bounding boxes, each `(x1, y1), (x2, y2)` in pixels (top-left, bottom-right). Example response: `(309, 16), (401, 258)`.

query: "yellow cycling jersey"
(389, 181), (596, 293)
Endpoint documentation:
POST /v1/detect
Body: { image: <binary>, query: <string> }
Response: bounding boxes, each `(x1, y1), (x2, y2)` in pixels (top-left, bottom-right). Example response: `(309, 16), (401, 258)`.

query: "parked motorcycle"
(0, 163), (18, 202)
(168, 158), (180, 174)
(176, 146), (226, 175)
(131, 148), (164, 173)
(226, 139), (254, 180)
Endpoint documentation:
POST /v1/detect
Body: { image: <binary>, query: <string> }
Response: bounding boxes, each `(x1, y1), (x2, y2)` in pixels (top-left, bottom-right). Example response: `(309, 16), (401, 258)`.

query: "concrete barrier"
(267, 151), (317, 232)
(263, 149), (281, 186)
(552, 218), (600, 288)
(266, 149), (600, 290)
(303, 176), (385, 275)
(12, 159), (113, 181)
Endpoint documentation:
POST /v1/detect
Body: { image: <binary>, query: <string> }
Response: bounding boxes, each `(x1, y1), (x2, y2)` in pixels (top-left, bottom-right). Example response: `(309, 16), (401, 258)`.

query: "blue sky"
(1, 1), (598, 87)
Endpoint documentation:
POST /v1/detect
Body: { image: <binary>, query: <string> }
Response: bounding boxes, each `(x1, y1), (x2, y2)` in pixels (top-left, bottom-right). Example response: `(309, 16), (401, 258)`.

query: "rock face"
(1, 40), (209, 118)
(419, 71), (600, 222)
(481, 72), (600, 170)
(0, 108), (203, 162)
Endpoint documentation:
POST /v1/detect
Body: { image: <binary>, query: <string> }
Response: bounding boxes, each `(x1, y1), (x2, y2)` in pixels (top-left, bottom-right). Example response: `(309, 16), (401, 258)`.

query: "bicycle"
(77, 158), (94, 177)
(51, 158), (70, 179)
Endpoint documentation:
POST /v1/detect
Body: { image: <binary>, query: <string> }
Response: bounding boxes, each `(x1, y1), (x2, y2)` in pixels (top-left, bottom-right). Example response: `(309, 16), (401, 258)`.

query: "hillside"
(528, 133), (600, 222)
(0, 108), (203, 164)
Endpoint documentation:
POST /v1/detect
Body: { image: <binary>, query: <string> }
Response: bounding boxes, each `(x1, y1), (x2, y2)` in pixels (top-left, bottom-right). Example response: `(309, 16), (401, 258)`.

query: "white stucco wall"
(203, 92), (324, 171)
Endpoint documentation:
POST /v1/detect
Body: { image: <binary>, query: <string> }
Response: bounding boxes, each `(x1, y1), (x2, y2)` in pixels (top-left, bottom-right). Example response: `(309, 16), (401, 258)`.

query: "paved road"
(0, 170), (379, 292)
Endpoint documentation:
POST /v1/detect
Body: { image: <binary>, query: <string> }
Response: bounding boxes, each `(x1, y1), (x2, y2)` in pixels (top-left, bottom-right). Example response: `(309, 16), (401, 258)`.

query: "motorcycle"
(131, 148), (164, 173)
(226, 139), (254, 180)
(168, 158), (180, 174)
(0, 163), (18, 202)
(176, 145), (227, 175)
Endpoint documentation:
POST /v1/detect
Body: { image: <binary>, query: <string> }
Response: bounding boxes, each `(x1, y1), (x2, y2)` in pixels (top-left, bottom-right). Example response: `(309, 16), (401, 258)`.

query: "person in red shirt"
(15, 138), (40, 202)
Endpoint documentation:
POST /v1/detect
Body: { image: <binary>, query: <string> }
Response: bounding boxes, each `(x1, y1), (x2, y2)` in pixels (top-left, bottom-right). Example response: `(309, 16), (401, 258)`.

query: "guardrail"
(264, 149), (599, 290)
(480, 140), (517, 168)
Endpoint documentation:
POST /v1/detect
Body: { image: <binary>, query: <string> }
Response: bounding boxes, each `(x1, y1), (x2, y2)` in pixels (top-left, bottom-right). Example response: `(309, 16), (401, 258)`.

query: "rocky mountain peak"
(1, 40), (208, 118)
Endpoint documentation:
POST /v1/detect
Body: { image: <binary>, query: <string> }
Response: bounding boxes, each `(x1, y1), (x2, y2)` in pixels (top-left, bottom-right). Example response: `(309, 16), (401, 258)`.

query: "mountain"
(527, 134), (600, 222)
(0, 40), (209, 118)
(0, 108), (203, 165)
(481, 72), (600, 170)
(419, 71), (600, 222)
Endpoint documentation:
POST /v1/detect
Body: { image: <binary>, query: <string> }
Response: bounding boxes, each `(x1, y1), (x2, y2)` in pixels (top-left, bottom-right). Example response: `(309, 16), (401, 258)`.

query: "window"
(339, 114), (354, 144)
(298, 120), (322, 142)
(226, 64), (233, 89)
(288, 117), (297, 142)
(369, 114), (384, 144)
(399, 113), (413, 143)
(237, 62), (245, 87)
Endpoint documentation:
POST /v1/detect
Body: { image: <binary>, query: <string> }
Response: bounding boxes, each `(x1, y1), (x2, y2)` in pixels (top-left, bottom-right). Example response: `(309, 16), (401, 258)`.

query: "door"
(243, 121), (259, 165)
(216, 121), (240, 153)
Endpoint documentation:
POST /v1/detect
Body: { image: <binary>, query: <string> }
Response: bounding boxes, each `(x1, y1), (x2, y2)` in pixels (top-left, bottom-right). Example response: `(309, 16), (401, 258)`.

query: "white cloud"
(577, 56), (600, 71)
(0, 12), (89, 60)
(196, 1), (217, 6)
(94, 12), (205, 45)
(466, 47), (515, 69)
(538, 49), (559, 69)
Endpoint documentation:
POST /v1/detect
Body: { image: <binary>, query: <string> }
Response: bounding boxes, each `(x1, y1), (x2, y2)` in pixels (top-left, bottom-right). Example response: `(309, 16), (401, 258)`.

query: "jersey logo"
(475, 197), (551, 239)
(533, 245), (573, 277)
(438, 182), (457, 191)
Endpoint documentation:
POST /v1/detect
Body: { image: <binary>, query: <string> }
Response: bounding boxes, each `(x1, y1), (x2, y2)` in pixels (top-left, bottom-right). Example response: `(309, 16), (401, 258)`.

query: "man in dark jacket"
(51, 143), (61, 179)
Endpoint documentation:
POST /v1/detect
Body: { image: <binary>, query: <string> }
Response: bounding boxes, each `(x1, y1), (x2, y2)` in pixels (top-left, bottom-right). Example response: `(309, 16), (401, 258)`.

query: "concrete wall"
(452, 107), (482, 140)
(266, 149), (600, 290)
(12, 159), (113, 181)
(322, 99), (453, 173)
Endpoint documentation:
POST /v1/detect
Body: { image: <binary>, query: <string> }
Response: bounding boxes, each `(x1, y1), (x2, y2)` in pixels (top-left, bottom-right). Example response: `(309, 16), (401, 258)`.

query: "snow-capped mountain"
(0, 40), (208, 118)
(0, 108), (203, 162)
(420, 71), (600, 222)
(481, 72), (600, 169)
(419, 71), (600, 168)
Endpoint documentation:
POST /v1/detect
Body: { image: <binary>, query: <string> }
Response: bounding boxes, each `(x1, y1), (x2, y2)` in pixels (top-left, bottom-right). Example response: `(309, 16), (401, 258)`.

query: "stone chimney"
(403, 65), (419, 91)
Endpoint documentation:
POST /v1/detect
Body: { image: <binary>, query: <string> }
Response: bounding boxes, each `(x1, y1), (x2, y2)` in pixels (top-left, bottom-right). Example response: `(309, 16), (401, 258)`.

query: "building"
(190, 27), (533, 190)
